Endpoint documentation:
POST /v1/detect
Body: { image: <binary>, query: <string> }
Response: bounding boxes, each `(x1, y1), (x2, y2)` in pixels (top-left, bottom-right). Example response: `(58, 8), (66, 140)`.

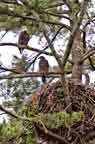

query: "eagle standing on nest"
(39, 56), (49, 83)
(18, 30), (29, 54)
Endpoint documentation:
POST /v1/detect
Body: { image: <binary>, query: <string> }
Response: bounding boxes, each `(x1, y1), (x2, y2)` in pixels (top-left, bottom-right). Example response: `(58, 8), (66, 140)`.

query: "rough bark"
(72, 30), (83, 83)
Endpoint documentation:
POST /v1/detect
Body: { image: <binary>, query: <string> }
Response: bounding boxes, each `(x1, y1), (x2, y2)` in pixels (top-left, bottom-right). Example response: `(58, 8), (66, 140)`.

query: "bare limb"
(0, 105), (20, 119)
(0, 112), (6, 115)
(0, 42), (53, 56)
(43, 29), (63, 70)
(0, 71), (71, 80)
(0, 104), (31, 121)
(0, 42), (73, 67)
(35, 123), (70, 144)
(0, 66), (23, 74)
(83, 16), (95, 29)
(81, 48), (95, 63)
(82, 31), (95, 70)
(0, 30), (9, 41)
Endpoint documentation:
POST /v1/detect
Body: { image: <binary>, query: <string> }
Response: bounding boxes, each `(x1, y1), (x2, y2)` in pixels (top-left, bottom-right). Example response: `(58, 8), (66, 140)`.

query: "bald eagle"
(39, 56), (49, 83)
(18, 30), (29, 54)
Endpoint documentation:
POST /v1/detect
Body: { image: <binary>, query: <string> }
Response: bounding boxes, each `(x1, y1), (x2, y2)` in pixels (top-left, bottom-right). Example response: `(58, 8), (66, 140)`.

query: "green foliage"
(68, 0), (80, 22)
(33, 111), (84, 129)
(0, 119), (36, 144)
(27, 0), (57, 9)
(22, 107), (84, 129)
(0, 111), (84, 143)
(0, 0), (60, 33)
(0, 121), (22, 143)
(26, 131), (36, 144)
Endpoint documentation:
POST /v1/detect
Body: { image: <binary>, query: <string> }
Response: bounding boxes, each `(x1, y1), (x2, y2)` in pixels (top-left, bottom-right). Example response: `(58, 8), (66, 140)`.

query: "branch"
(0, 64), (92, 79)
(0, 66), (23, 74)
(83, 16), (95, 29)
(0, 30), (9, 41)
(35, 123), (70, 144)
(43, 29), (63, 70)
(0, 42), (53, 56)
(0, 71), (71, 80)
(0, 42), (73, 67)
(0, 105), (20, 119)
(0, 112), (6, 115)
(62, 0), (88, 68)
(0, 104), (31, 121)
(82, 31), (95, 70)
(81, 48), (95, 63)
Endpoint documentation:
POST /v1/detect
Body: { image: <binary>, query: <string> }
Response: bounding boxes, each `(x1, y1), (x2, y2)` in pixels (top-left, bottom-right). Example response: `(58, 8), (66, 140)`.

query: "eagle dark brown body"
(39, 56), (49, 83)
(18, 30), (29, 54)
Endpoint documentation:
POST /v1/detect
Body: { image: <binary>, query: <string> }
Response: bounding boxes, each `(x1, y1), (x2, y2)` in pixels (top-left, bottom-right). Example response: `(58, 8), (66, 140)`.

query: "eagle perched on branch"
(18, 30), (29, 54)
(39, 56), (49, 83)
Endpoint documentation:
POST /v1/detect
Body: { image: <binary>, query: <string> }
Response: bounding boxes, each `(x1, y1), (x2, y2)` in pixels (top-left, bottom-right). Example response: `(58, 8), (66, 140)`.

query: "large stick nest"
(28, 80), (95, 144)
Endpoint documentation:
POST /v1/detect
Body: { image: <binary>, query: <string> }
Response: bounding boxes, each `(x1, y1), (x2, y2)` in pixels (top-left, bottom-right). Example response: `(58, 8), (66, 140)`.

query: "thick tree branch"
(0, 71), (71, 80)
(0, 42), (53, 56)
(0, 65), (92, 80)
(35, 124), (70, 144)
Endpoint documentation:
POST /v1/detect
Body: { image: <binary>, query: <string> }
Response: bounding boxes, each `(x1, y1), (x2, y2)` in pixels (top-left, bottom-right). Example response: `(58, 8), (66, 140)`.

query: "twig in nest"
(35, 123), (70, 144)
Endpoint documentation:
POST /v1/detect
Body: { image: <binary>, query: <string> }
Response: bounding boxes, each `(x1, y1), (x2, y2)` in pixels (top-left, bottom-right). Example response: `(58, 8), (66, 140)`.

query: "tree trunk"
(72, 30), (83, 83)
